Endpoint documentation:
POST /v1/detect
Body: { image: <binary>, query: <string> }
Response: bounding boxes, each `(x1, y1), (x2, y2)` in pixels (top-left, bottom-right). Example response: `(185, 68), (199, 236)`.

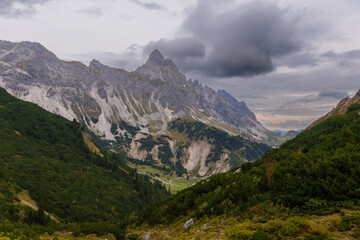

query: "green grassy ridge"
(0, 87), (169, 225)
(137, 102), (360, 226)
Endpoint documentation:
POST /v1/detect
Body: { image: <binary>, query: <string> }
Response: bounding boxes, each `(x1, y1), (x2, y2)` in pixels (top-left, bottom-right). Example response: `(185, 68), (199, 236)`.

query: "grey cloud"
(282, 90), (348, 108)
(130, 0), (164, 10)
(77, 7), (103, 16)
(321, 49), (360, 67)
(259, 107), (324, 116)
(265, 119), (312, 129)
(322, 49), (360, 60)
(274, 52), (318, 68)
(147, 1), (303, 77)
(0, 0), (50, 17)
(71, 44), (145, 71)
(144, 38), (205, 59)
(144, 38), (205, 70)
(318, 90), (348, 99)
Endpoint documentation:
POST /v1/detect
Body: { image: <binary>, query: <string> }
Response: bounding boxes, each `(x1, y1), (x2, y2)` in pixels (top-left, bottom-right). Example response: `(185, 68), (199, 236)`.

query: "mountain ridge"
(0, 40), (276, 176)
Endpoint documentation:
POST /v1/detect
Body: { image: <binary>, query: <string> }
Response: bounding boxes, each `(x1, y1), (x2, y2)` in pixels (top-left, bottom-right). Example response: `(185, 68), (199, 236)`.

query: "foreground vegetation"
(0, 88), (170, 239)
(130, 207), (360, 239)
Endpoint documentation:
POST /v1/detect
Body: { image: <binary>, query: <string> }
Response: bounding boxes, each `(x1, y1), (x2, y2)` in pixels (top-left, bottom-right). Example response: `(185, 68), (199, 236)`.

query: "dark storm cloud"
(0, 0), (50, 17)
(130, 0), (164, 10)
(146, 1), (303, 77)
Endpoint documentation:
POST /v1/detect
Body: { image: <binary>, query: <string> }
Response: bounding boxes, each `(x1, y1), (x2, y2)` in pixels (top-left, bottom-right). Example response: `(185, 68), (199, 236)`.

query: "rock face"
(184, 219), (194, 231)
(0, 40), (272, 175)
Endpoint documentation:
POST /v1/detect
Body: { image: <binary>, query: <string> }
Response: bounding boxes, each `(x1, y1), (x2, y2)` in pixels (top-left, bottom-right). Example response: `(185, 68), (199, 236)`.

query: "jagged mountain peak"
(144, 49), (178, 70)
(148, 49), (164, 62)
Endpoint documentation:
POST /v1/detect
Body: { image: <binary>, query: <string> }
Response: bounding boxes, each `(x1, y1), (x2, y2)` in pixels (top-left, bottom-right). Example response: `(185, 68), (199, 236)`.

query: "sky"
(1, 0), (359, 130)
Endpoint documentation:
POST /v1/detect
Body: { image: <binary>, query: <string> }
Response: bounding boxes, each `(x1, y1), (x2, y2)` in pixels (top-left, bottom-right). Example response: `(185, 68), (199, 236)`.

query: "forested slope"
(139, 101), (360, 225)
(0, 87), (169, 225)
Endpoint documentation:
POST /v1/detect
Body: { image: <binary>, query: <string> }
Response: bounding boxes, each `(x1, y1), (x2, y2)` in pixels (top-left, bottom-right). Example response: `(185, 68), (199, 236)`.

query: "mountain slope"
(134, 90), (360, 239)
(0, 87), (169, 224)
(0, 40), (274, 176)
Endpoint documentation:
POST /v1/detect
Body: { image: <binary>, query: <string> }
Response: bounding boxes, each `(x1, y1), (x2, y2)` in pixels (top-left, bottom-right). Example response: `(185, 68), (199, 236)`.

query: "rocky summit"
(0, 40), (273, 176)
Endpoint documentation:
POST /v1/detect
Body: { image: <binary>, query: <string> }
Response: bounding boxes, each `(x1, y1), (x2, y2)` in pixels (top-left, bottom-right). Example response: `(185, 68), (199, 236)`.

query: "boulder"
(184, 218), (194, 231)
(143, 233), (151, 240)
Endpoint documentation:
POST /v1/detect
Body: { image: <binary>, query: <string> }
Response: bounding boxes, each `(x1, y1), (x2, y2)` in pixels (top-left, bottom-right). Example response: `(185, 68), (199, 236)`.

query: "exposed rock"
(184, 218), (194, 231)
(143, 233), (151, 240)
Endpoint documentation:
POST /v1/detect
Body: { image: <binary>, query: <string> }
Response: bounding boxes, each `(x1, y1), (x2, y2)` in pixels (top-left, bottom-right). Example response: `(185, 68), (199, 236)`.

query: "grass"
(128, 208), (360, 240)
(127, 163), (202, 193)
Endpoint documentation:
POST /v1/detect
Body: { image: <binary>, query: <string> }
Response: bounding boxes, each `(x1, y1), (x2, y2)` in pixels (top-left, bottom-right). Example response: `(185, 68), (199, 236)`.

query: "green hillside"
(0, 87), (169, 238)
(134, 102), (360, 239)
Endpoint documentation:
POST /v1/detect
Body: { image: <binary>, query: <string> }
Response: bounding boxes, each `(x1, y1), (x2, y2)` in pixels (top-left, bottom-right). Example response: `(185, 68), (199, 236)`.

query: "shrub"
(225, 222), (254, 240)
(264, 219), (283, 234)
(252, 229), (270, 240)
(279, 217), (305, 237)
(226, 229), (253, 240)
(304, 233), (327, 240)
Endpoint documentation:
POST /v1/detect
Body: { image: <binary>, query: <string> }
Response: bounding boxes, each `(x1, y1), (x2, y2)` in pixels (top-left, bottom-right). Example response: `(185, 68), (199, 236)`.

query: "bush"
(353, 228), (360, 238)
(252, 229), (270, 240)
(127, 233), (139, 240)
(225, 222), (254, 240)
(304, 233), (327, 240)
(226, 229), (253, 240)
(264, 219), (283, 234)
(279, 217), (305, 237)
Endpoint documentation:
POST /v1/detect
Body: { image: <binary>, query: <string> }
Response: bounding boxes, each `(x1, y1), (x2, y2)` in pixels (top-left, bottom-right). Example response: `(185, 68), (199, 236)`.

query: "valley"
(0, 42), (359, 240)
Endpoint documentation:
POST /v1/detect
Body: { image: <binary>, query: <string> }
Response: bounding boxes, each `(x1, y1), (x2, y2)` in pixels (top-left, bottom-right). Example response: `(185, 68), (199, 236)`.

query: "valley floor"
(127, 163), (202, 193)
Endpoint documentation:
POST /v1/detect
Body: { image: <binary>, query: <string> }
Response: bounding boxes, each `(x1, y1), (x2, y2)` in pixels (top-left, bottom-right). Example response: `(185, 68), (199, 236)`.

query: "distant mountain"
(0, 40), (275, 176)
(0, 87), (169, 226)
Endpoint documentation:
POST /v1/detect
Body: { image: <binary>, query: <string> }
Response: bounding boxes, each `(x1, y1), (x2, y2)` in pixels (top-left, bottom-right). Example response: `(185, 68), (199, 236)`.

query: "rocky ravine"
(0, 40), (272, 175)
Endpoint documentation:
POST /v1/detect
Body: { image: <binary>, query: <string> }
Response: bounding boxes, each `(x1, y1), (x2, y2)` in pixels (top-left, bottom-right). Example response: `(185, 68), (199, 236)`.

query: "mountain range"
(0, 40), (285, 176)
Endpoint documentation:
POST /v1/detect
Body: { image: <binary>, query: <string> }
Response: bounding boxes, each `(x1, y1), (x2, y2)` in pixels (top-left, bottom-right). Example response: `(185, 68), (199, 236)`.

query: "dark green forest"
(0, 87), (169, 238)
(139, 102), (360, 225)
